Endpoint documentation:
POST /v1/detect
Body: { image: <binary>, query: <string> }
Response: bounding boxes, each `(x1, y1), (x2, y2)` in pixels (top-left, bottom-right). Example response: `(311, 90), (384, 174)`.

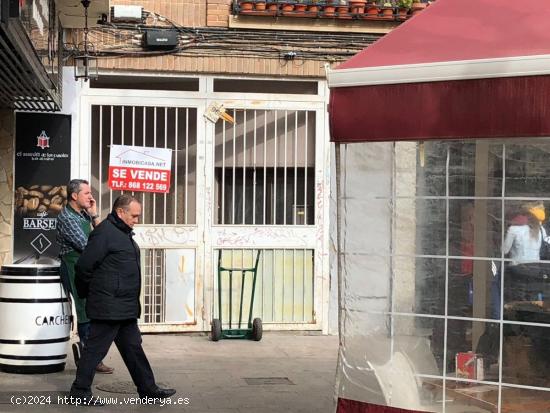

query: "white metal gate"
(77, 75), (330, 333)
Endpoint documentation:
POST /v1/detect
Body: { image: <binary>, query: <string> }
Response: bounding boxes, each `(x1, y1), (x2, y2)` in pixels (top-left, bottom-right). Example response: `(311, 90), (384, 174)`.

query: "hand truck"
(211, 250), (262, 341)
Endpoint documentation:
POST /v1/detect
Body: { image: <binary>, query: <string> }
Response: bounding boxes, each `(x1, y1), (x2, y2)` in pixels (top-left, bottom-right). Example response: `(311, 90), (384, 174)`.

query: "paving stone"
(0, 333), (338, 413)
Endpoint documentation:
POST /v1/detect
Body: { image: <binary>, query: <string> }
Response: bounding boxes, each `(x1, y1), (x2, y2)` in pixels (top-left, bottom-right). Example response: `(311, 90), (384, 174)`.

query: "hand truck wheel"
(211, 318), (222, 342)
(252, 318), (262, 341)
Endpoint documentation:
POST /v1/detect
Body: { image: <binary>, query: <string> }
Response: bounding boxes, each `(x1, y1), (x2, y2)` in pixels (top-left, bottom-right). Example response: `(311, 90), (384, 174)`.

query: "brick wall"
(206, 0), (232, 27)
(90, 0), (336, 77)
(111, 0), (207, 27)
(98, 54), (328, 77)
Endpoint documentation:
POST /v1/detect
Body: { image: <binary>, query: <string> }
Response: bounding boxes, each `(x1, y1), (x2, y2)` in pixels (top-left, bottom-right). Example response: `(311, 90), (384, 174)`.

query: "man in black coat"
(69, 194), (176, 405)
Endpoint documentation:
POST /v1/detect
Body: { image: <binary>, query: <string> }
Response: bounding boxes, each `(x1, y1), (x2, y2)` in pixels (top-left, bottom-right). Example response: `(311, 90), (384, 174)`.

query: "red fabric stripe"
(336, 398), (430, 413)
(329, 75), (550, 143)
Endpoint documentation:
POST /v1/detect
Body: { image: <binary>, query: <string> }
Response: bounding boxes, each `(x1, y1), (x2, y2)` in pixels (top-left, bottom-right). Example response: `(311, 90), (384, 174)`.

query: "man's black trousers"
(70, 319), (156, 397)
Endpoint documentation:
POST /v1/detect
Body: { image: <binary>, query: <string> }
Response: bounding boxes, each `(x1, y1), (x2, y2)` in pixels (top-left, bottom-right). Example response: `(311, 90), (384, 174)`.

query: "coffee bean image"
(48, 186), (60, 196)
(27, 198), (39, 211)
(50, 195), (63, 205)
(16, 187), (29, 196)
(48, 203), (62, 213)
(14, 184), (68, 217)
(28, 190), (44, 199)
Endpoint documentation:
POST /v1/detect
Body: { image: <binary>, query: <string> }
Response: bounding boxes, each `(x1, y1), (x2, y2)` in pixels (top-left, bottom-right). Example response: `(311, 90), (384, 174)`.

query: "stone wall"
(0, 110), (14, 266)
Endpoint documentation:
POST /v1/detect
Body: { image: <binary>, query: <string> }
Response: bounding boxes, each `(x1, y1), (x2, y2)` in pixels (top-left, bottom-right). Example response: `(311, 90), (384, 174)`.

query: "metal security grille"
(90, 105), (197, 224)
(214, 249), (315, 324)
(142, 249), (165, 324)
(214, 109), (316, 225)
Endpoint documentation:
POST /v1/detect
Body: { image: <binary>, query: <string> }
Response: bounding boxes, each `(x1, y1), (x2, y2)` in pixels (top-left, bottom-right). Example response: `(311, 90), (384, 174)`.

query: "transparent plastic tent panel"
(334, 140), (550, 413)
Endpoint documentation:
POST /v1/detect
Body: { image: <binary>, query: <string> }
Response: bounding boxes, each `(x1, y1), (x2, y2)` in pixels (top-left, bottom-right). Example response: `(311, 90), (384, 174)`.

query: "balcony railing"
(233, 0), (430, 21)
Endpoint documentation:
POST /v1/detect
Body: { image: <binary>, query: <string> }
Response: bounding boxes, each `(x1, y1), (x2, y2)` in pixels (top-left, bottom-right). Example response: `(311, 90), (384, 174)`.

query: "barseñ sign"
(108, 145), (172, 193)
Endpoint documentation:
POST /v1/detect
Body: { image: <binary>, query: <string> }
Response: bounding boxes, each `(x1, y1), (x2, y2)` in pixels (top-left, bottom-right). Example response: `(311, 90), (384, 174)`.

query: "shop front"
(71, 74), (331, 334)
(329, 0), (550, 412)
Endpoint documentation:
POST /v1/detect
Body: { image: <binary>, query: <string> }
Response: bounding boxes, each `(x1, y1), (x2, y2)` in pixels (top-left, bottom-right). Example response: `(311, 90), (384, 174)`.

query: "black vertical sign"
(14, 113), (71, 262)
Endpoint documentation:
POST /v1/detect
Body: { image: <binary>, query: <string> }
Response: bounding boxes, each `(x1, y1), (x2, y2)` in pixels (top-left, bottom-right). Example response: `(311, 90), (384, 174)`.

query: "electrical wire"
(68, 9), (382, 63)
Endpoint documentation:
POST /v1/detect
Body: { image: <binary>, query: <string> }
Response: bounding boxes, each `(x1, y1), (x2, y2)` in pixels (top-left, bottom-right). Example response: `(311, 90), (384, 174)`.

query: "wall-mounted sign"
(14, 113), (71, 262)
(108, 145), (172, 194)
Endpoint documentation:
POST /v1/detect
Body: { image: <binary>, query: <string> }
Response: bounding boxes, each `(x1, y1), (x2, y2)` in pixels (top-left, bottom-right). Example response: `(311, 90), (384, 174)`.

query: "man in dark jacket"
(69, 194), (176, 405)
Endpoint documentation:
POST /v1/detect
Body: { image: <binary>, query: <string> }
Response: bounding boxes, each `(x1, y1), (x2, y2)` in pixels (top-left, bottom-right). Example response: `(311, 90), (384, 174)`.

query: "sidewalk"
(0, 333), (339, 413)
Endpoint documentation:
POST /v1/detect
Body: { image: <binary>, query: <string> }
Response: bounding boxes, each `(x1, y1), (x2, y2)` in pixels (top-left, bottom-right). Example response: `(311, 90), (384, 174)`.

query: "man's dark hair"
(113, 194), (140, 211)
(68, 179), (89, 200)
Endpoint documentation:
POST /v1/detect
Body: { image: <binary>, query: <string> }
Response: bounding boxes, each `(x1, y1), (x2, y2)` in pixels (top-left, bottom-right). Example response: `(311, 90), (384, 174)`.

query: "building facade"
(2, 0), (421, 334)
(63, 0), (406, 334)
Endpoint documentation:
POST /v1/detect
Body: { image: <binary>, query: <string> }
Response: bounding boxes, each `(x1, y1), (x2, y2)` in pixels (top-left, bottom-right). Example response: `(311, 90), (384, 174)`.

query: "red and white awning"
(328, 0), (550, 143)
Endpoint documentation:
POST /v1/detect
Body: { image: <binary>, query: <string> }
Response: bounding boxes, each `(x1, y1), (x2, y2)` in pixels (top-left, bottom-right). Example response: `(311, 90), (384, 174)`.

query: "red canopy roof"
(329, 0), (550, 143)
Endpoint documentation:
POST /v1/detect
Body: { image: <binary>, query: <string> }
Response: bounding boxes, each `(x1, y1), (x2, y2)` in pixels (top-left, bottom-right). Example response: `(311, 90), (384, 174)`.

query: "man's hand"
(87, 197), (99, 220)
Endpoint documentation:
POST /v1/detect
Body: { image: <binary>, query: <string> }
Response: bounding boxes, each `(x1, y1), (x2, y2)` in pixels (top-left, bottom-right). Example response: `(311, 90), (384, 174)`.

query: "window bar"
(158, 250), (162, 322)
(150, 250), (153, 323)
(109, 106), (114, 209)
(164, 108), (168, 225)
(274, 110), (278, 225)
(253, 110), (257, 225)
(263, 110), (267, 225)
(142, 107), (146, 221)
(143, 251), (148, 322)
(148, 250), (154, 323)
(151, 250), (155, 322)
(174, 109), (179, 224)
(294, 111), (298, 224)
(153, 107), (157, 223)
(221, 117), (226, 225)
(161, 250), (166, 322)
(153, 250), (157, 322)
(147, 250), (155, 323)
(132, 107), (135, 146)
(261, 248), (266, 320)
(229, 250), (235, 328)
(303, 249), (306, 322)
(282, 249), (286, 320)
(98, 106), (103, 216)
(157, 250), (162, 322)
(121, 106), (124, 195)
(272, 249), (275, 322)
(292, 249), (296, 321)
(232, 109), (237, 225)
(304, 111), (309, 225)
(243, 110), (247, 224)
(283, 111), (288, 225)
(185, 108), (189, 225)
(131, 107), (135, 197)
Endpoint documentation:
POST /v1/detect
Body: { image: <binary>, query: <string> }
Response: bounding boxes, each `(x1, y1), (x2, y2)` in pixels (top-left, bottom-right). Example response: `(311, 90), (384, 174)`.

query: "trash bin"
(0, 264), (71, 374)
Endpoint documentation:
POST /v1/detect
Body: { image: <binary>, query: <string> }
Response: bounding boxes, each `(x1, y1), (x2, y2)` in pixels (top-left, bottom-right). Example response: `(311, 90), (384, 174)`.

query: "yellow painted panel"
(215, 248), (314, 325)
